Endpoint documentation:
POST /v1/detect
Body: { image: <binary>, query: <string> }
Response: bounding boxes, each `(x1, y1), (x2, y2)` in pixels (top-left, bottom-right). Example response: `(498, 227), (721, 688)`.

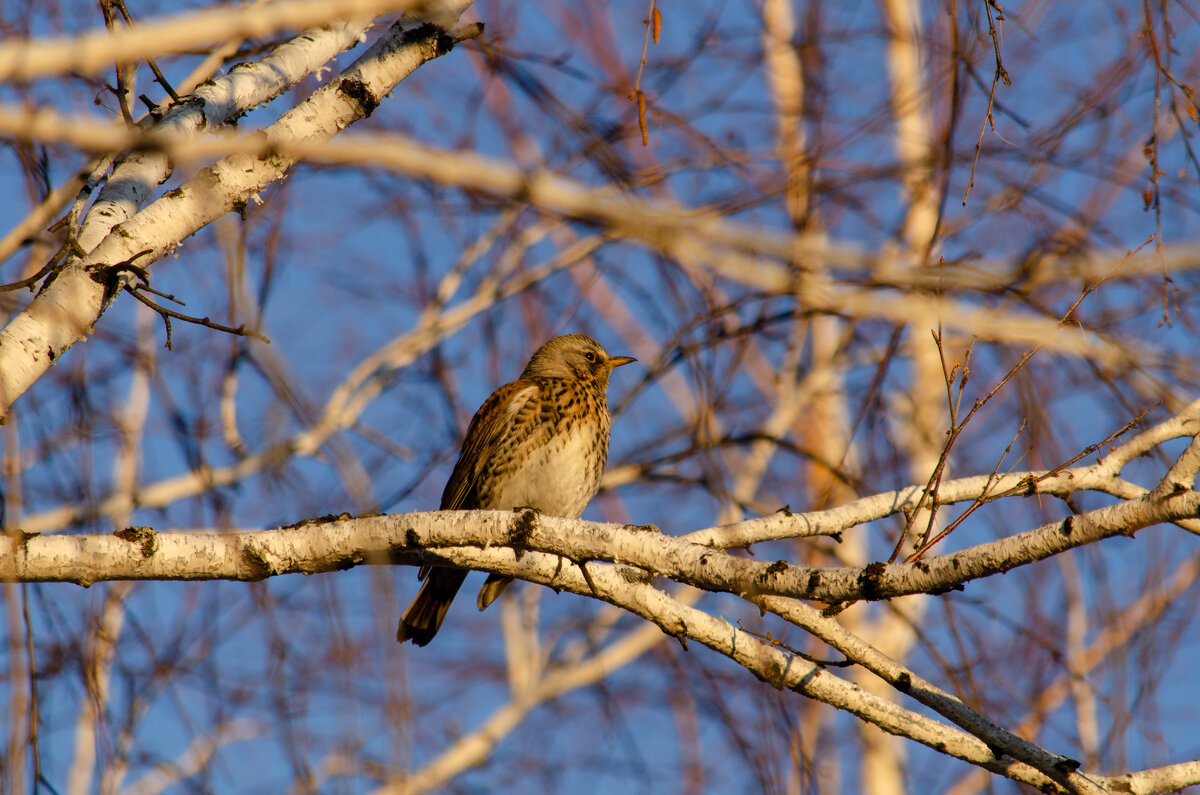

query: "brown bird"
(397, 334), (635, 646)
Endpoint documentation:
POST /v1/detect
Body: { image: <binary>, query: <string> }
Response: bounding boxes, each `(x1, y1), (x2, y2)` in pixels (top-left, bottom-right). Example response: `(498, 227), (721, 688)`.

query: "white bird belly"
(489, 424), (601, 518)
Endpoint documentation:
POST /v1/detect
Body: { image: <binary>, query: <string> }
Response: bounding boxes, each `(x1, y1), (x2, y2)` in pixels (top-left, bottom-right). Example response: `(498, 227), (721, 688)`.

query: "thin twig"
(899, 268), (1139, 560)
(0, 250), (66, 293)
(628, 0), (659, 146)
(737, 622), (855, 668)
(1140, 0), (1172, 326)
(98, 1), (135, 124)
(113, 0), (181, 102)
(906, 417), (1027, 560)
(123, 285), (270, 350)
(964, 0), (1011, 204)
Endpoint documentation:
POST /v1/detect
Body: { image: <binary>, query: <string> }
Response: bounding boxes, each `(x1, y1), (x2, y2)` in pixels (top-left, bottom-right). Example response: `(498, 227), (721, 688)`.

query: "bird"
(397, 334), (635, 646)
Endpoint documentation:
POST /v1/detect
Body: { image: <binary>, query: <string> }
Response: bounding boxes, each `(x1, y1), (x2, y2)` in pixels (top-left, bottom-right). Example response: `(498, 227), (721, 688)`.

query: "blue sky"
(2, 0), (1200, 791)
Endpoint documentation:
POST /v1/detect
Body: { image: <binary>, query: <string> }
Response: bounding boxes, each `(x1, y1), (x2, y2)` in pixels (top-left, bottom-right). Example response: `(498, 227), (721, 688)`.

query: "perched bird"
(397, 334), (635, 646)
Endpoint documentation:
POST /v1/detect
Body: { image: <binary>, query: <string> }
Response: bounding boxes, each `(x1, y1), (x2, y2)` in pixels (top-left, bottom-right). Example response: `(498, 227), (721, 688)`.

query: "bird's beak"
(609, 355), (636, 368)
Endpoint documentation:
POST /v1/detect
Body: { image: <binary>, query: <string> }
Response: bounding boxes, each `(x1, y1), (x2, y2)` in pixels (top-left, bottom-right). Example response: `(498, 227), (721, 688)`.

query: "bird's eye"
(584, 351), (597, 362)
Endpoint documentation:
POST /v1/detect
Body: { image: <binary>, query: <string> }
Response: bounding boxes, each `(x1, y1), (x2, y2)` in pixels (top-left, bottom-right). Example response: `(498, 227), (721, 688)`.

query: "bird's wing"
(440, 380), (540, 510)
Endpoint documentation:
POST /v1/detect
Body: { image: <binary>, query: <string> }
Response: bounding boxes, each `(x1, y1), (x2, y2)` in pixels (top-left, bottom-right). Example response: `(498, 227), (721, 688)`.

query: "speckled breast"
(480, 382), (611, 518)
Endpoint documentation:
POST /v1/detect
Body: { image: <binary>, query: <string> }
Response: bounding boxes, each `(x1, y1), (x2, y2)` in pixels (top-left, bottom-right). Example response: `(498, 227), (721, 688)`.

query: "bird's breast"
(482, 417), (607, 518)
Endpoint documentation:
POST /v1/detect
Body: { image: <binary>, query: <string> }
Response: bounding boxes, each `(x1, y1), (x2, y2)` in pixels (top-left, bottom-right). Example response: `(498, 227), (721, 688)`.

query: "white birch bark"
(76, 16), (379, 255)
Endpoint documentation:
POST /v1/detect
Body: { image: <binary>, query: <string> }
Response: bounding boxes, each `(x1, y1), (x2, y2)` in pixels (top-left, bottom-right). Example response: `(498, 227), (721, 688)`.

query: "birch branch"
(0, 3), (478, 420)
(9, 401), (1200, 592)
(2, 480), (1195, 790)
(76, 15), (379, 255)
(756, 594), (1096, 792)
(4, 472), (1195, 599)
(0, 108), (1168, 376)
(0, 0), (422, 80)
(388, 546), (1105, 793)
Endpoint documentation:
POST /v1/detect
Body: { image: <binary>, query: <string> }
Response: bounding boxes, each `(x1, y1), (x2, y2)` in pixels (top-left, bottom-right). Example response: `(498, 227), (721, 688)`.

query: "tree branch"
(0, 2), (476, 419)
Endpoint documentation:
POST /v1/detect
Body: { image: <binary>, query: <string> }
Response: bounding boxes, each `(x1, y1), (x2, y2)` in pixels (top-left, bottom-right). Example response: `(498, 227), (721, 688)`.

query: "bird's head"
(521, 334), (636, 389)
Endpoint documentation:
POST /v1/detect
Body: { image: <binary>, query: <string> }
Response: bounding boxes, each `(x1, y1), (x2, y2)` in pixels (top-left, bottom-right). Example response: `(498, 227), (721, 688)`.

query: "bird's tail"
(396, 567), (469, 646)
(476, 573), (514, 611)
